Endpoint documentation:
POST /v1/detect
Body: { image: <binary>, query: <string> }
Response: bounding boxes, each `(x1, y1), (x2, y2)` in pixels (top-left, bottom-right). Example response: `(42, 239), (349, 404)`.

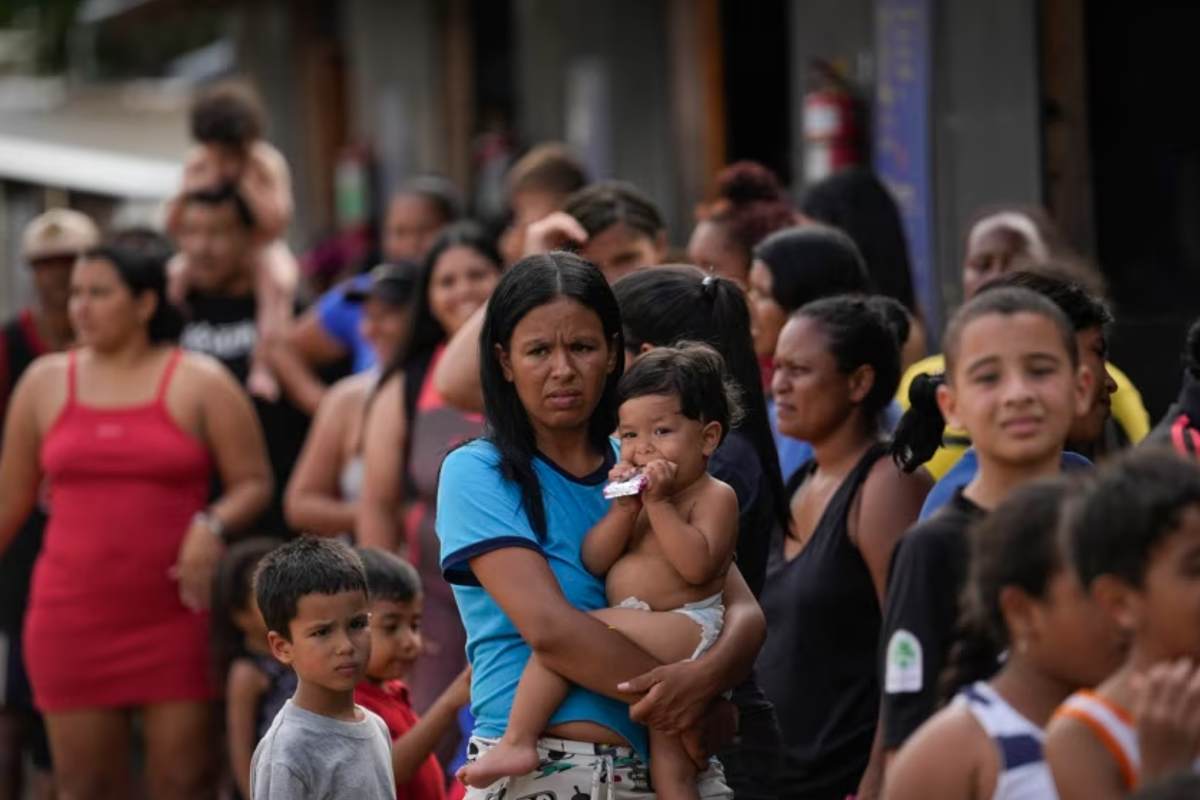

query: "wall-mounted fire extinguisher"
(803, 59), (862, 184)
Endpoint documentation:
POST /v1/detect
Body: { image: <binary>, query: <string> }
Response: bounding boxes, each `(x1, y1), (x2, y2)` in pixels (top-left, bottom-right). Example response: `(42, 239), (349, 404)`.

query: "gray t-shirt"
(250, 699), (395, 799)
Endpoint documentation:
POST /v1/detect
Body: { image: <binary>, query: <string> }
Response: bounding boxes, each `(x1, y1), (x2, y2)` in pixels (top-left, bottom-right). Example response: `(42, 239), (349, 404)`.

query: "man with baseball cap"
(1, 207), (98, 798)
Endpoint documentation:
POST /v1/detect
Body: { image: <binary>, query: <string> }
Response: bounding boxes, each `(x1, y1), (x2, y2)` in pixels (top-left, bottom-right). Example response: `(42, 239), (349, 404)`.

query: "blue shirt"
(919, 448), (1094, 520)
(437, 439), (648, 756)
(316, 274), (375, 373)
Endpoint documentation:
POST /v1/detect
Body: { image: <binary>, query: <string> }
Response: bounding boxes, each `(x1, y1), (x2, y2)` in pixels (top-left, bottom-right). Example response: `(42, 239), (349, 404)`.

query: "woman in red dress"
(0, 238), (272, 799)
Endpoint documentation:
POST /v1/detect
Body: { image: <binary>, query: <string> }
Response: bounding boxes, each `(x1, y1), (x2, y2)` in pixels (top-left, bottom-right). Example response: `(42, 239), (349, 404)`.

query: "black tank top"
(757, 443), (887, 799)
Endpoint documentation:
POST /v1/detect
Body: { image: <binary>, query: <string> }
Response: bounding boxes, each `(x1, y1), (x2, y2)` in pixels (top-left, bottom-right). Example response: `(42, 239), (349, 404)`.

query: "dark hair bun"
(866, 295), (911, 350)
(715, 161), (787, 206)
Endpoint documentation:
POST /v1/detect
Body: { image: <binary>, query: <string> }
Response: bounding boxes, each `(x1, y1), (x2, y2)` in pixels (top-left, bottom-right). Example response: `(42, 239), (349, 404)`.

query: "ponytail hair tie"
(701, 274), (718, 301)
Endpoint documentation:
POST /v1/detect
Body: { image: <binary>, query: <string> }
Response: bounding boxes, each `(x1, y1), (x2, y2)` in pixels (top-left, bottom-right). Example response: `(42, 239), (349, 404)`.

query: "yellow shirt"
(895, 354), (1150, 479)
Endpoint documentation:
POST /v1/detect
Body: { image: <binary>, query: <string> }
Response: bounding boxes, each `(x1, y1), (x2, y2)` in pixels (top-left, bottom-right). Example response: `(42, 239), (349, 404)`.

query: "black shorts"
(1, 628), (52, 770)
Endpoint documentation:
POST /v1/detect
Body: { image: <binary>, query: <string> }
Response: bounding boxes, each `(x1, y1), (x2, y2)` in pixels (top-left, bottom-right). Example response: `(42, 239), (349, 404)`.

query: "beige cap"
(21, 209), (100, 262)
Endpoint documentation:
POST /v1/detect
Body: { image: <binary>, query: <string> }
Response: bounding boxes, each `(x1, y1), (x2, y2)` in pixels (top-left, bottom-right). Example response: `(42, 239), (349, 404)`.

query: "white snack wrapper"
(603, 473), (647, 500)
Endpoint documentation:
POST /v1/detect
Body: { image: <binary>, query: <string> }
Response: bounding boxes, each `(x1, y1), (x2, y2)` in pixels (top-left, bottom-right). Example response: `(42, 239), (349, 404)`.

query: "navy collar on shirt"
(535, 444), (615, 486)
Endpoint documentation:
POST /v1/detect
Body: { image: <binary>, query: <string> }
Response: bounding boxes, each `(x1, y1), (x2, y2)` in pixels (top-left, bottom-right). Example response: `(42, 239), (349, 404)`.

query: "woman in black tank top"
(757, 296), (930, 800)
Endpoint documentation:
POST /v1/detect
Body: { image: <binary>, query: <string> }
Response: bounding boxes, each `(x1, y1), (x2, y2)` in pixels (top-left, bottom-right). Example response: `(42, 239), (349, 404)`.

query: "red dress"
(355, 680), (447, 800)
(25, 349), (215, 712)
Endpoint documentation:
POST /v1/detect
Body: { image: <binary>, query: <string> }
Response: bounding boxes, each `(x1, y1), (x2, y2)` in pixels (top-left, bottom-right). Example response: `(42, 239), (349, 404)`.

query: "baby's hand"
(609, 462), (639, 483)
(641, 459), (678, 503)
(606, 462), (643, 512)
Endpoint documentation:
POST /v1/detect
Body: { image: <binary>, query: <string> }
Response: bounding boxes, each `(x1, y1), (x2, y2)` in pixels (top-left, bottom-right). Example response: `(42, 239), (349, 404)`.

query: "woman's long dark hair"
(613, 265), (788, 534)
(479, 252), (624, 539)
(753, 224), (872, 314)
(377, 221), (502, 428)
(801, 167), (916, 311)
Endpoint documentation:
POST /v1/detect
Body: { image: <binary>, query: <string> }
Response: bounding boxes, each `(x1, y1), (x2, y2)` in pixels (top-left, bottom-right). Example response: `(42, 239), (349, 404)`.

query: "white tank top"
(954, 682), (1058, 800)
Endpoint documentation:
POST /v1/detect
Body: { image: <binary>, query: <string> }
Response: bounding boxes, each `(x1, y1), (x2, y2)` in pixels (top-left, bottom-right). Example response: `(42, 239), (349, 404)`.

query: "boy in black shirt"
(879, 286), (1092, 759)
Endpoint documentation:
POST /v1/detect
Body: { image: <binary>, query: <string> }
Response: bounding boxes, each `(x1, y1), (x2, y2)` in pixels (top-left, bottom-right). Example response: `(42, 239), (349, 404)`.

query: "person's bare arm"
(853, 460), (931, 798)
(1045, 715), (1126, 800)
(174, 358), (273, 610)
(641, 463), (738, 585)
(432, 304), (485, 413)
(267, 309), (349, 414)
(356, 374), (405, 551)
(226, 659), (269, 800)
(0, 360), (53, 554)
(621, 564), (766, 733)
(391, 667), (470, 782)
(284, 379), (361, 535)
(581, 470), (641, 576)
(470, 546), (659, 702)
(881, 706), (990, 800)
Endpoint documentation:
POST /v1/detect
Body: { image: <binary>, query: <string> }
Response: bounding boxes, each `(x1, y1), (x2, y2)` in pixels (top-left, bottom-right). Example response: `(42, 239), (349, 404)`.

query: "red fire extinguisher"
(803, 60), (861, 183)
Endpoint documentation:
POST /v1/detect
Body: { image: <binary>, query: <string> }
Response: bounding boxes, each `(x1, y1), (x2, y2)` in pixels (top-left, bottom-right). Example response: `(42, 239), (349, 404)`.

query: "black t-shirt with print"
(879, 489), (986, 750)
(181, 290), (309, 536)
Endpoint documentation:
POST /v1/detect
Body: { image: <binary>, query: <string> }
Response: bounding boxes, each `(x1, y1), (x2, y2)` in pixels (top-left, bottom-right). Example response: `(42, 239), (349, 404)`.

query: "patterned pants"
(463, 735), (734, 800)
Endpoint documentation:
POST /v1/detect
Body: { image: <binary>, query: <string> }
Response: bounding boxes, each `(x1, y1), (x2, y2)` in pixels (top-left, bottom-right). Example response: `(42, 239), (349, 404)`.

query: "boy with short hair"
(354, 548), (471, 800)
(251, 538), (395, 799)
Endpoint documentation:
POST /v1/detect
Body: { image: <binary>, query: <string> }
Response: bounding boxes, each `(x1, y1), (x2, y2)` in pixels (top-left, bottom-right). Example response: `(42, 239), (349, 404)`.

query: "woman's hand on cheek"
(619, 658), (714, 733)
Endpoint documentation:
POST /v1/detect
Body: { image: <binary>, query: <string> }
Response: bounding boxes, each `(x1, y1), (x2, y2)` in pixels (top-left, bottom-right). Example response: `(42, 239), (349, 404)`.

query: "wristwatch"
(192, 510), (227, 542)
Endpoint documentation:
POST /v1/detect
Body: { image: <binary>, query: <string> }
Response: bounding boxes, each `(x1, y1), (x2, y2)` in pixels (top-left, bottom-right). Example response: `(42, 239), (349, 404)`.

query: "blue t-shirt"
(437, 438), (648, 756)
(919, 448), (1094, 520)
(316, 274), (375, 373)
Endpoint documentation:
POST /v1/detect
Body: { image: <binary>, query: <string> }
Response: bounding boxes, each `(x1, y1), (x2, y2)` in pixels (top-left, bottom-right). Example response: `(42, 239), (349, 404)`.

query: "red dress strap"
(154, 349), (184, 405)
(65, 349), (78, 404)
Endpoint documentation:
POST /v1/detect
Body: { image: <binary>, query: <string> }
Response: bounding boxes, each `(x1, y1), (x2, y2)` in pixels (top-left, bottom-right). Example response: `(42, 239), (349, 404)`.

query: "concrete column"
(341, 0), (446, 200)
(930, 0), (1043, 312)
(511, 0), (683, 238)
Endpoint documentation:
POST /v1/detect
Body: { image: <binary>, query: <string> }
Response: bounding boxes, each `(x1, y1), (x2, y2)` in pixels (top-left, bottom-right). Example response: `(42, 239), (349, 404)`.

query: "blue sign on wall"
(874, 0), (938, 332)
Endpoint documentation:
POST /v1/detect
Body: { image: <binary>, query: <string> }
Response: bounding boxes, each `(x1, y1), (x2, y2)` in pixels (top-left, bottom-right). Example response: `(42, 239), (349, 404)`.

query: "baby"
(460, 342), (742, 799)
(166, 80), (298, 400)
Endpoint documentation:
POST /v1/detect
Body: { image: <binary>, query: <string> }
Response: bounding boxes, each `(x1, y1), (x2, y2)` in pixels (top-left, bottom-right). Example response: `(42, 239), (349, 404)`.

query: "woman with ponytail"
(0, 235), (272, 796)
(884, 478), (1121, 800)
(613, 264), (786, 799)
(877, 287), (1093, 783)
(755, 294), (930, 799)
(687, 161), (798, 289)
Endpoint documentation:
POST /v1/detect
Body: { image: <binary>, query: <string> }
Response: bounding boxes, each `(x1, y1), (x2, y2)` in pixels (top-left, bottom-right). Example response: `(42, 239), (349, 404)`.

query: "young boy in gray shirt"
(250, 537), (396, 799)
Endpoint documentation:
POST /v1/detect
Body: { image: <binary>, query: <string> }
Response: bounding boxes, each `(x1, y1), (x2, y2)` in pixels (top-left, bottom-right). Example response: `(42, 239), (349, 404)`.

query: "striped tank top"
(1054, 690), (1139, 790)
(954, 682), (1058, 799)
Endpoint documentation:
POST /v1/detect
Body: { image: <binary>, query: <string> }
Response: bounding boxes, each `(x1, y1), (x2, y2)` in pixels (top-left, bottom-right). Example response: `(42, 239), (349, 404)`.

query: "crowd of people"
(2, 79), (1200, 800)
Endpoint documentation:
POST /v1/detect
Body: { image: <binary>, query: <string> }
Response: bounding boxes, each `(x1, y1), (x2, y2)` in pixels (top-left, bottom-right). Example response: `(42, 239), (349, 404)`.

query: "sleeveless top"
(955, 682), (1057, 800)
(404, 345), (484, 713)
(757, 443), (887, 798)
(1054, 691), (1140, 791)
(28, 348), (215, 711)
